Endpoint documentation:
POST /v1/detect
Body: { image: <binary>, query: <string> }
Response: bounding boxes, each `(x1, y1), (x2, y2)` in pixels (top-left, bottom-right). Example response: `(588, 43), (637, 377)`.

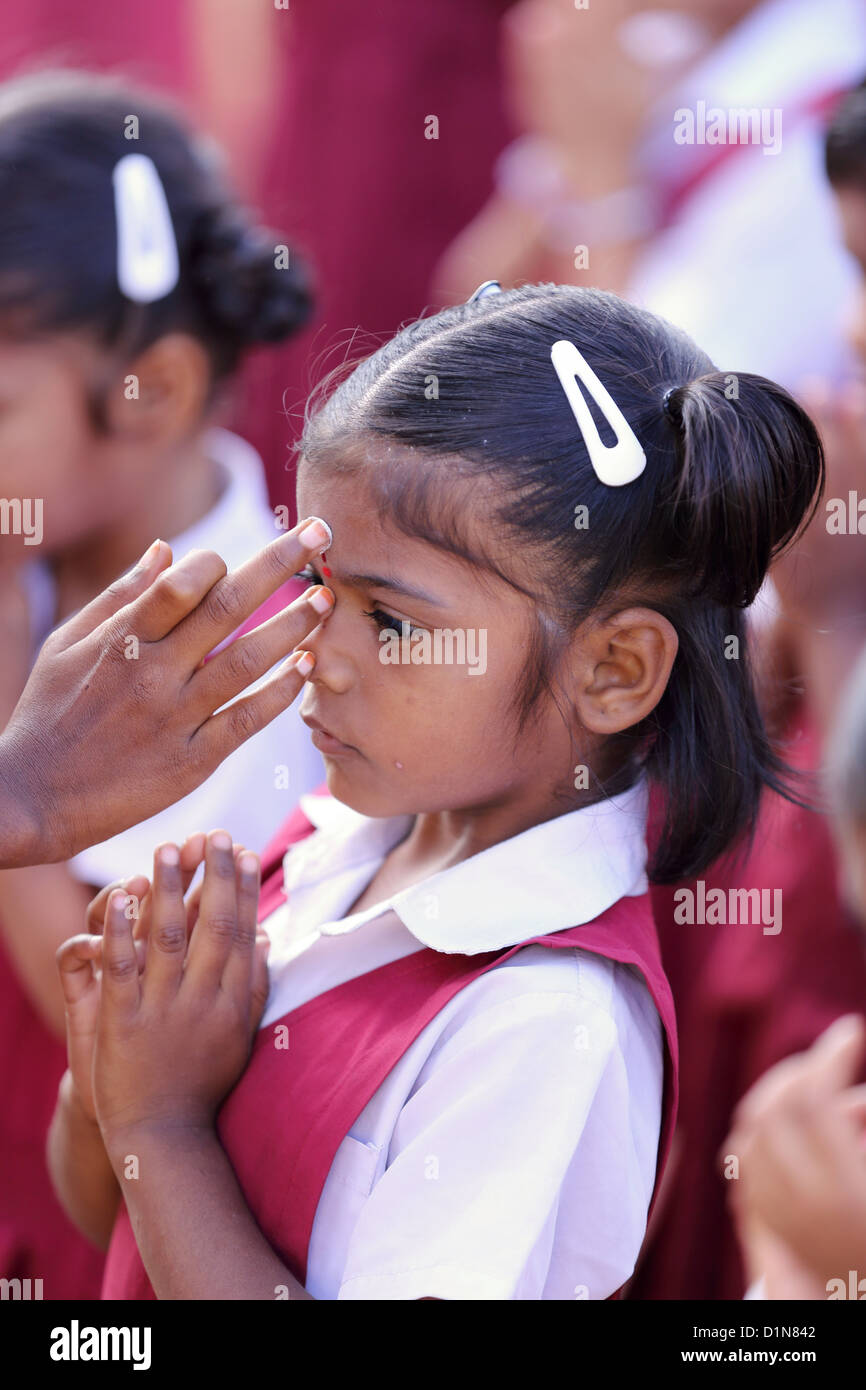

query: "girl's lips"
(302, 714), (357, 756)
(309, 727), (357, 757)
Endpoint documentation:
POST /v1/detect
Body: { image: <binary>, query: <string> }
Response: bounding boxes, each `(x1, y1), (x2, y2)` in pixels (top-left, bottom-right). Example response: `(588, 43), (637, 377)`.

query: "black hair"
(0, 68), (312, 396)
(825, 77), (866, 189)
(300, 284), (824, 884)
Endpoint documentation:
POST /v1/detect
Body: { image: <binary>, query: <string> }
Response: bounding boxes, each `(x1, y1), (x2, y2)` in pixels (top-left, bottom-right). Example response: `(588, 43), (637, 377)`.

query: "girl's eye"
(361, 607), (420, 638)
(295, 564), (419, 640)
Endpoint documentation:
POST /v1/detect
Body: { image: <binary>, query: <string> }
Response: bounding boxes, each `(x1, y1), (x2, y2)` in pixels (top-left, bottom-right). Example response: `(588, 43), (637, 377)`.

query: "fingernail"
(306, 584), (334, 615)
(158, 845), (180, 866)
(137, 539), (163, 571)
(297, 518), (333, 552)
(210, 830), (232, 852)
(287, 649), (315, 676)
(238, 851), (259, 876)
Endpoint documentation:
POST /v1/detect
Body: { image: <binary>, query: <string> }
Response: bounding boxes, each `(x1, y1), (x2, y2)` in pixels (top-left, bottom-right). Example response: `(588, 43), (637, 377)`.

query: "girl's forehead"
(294, 447), (544, 605)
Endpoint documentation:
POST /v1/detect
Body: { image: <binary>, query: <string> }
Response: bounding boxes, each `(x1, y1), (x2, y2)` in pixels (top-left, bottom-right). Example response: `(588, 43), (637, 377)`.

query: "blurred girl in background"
(0, 68), (322, 1297)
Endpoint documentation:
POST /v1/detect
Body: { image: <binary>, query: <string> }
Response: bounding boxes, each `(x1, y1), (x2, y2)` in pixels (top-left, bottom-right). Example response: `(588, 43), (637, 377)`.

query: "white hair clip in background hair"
(112, 153), (180, 304)
(550, 339), (646, 487)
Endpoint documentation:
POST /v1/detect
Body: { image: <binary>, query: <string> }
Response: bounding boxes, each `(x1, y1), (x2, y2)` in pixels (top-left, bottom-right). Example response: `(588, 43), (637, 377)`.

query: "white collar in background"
(284, 780), (650, 956)
(166, 426), (273, 573)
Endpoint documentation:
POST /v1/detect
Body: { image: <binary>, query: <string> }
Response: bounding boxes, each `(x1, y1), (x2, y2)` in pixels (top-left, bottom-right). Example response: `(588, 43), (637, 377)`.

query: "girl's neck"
(52, 439), (227, 621)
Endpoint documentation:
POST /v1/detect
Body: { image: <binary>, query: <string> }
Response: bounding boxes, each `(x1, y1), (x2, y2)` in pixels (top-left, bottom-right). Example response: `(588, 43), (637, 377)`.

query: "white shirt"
(628, 0), (866, 391)
(261, 779), (665, 1300)
(22, 428), (325, 884)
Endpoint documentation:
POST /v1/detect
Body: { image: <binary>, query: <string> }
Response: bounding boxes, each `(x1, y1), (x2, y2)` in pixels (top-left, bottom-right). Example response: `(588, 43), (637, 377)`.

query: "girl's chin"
(320, 763), (414, 819)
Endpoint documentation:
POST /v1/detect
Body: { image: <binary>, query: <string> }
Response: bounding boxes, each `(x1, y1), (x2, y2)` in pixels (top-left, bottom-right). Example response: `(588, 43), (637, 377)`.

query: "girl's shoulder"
(422, 938), (664, 1080)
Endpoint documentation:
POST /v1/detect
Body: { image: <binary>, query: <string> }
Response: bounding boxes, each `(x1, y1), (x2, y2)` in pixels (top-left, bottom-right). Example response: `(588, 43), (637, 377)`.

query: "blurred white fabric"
(629, 0), (866, 390)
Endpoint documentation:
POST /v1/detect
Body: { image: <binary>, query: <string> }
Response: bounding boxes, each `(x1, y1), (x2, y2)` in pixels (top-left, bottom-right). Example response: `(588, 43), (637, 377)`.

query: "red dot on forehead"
(320, 551), (332, 578)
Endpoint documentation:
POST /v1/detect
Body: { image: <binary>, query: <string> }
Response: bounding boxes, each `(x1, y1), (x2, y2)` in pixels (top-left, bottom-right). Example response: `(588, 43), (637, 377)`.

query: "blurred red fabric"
(632, 702), (866, 1300)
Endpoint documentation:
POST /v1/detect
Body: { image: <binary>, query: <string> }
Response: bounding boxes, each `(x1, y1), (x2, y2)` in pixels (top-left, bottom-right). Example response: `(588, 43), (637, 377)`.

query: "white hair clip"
(112, 153), (180, 304)
(550, 338), (646, 486)
(468, 279), (502, 302)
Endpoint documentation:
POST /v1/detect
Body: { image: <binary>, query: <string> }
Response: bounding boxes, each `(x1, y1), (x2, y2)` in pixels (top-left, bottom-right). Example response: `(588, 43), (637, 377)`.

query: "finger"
(810, 1014), (866, 1094)
(132, 840), (202, 941)
(184, 878), (204, 936)
(250, 930), (270, 1035)
(143, 844), (189, 996)
(730, 1052), (809, 1133)
(184, 831), (240, 990)
(52, 540), (172, 649)
(189, 583), (334, 718)
(131, 884), (153, 941)
(119, 549), (229, 645)
(221, 850), (261, 1007)
(191, 648), (316, 770)
(56, 934), (103, 1005)
(85, 876), (150, 935)
(180, 832), (207, 883)
(182, 839), (242, 930)
(100, 889), (141, 1014)
(837, 1084), (866, 1128)
(167, 516), (332, 668)
(185, 845), (244, 934)
(89, 934), (148, 976)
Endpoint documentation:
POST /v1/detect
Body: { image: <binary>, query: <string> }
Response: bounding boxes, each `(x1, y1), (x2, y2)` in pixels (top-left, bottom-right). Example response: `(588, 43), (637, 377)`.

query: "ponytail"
(644, 371), (824, 881)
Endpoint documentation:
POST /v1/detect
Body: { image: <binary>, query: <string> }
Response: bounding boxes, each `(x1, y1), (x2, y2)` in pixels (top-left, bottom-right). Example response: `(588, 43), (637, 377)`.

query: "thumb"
(810, 1014), (866, 1093)
(53, 539), (172, 649)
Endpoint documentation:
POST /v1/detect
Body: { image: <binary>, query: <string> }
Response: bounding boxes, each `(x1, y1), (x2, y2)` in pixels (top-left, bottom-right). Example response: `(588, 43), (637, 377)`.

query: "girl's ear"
(572, 606), (679, 735)
(104, 333), (212, 443)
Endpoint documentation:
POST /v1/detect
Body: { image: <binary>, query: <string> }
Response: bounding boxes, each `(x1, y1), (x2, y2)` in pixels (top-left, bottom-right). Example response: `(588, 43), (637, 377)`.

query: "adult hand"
(0, 517), (334, 867)
(723, 1015), (866, 1285)
(0, 567), (33, 728)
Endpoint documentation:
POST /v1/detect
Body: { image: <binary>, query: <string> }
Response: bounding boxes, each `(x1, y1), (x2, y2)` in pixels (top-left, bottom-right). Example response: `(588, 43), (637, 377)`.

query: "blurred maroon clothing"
(631, 703), (866, 1300)
(0, 938), (106, 1299)
(0, 1), (190, 1303)
(0, 0), (190, 90)
(232, 0), (516, 510)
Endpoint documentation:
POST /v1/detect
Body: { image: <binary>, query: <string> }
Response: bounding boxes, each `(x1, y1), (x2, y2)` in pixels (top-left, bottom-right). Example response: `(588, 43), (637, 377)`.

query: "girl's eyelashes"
(360, 607), (421, 638)
(294, 563), (422, 638)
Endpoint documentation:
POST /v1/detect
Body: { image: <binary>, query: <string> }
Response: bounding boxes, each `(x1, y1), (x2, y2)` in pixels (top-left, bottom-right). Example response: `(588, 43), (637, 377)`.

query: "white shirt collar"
(283, 780), (649, 956)
(165, 426), (273, 572)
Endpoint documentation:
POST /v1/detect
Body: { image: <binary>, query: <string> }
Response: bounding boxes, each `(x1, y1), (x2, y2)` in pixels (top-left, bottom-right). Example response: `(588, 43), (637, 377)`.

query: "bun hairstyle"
(0, 69), (312, 386)
(302, 284), (824, 883)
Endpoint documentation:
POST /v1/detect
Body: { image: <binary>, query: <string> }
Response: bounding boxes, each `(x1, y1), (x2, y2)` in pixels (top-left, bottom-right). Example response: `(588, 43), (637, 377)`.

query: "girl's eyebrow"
(339, 569), (448, 608)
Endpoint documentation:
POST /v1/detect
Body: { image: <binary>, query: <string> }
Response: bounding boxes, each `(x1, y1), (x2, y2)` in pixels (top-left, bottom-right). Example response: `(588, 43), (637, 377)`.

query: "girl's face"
(294, 455), (588, 820)
(0, 334), (148, 560)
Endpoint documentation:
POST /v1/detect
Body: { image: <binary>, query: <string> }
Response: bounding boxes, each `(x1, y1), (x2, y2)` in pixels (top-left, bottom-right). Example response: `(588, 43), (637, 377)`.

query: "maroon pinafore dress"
(102, 793), (679, 1299)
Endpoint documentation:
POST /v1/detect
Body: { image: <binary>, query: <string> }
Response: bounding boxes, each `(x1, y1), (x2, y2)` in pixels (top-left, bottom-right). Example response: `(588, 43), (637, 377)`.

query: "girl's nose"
(301, 595), (355, 694)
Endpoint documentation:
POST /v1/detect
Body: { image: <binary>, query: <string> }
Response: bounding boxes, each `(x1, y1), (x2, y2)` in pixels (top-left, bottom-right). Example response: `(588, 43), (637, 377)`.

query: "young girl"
(50, 282), (823, 1300)
(0, 68), (325, 1298)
